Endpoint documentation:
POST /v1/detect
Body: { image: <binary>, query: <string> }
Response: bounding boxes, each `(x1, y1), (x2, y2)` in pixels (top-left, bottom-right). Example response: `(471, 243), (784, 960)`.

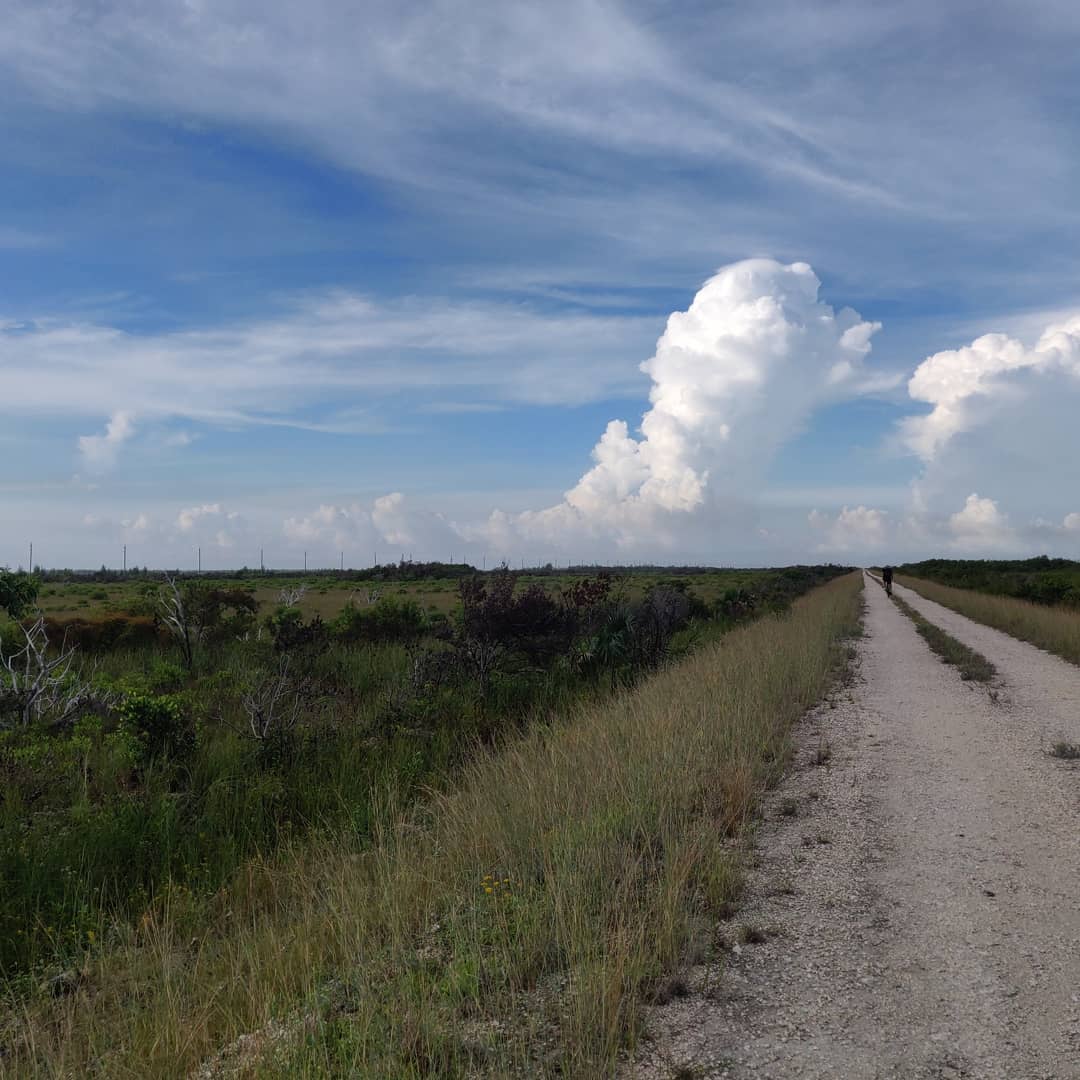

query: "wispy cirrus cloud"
(0, 292), (658, 436)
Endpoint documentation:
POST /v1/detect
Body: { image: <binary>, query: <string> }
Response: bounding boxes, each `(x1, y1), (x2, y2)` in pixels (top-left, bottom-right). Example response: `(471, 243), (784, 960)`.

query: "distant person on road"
(882, 565), (893, 596)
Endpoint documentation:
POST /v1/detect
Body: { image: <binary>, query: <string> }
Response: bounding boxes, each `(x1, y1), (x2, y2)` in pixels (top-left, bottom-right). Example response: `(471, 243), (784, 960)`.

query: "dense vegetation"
(1, 572), (862, 1078)
(899, 556), (1080, 608)
(0, 562), (847, 981)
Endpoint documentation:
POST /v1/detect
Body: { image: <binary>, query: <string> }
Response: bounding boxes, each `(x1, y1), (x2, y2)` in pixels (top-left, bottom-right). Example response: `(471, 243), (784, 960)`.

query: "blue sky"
(4, 0), (1080, 568)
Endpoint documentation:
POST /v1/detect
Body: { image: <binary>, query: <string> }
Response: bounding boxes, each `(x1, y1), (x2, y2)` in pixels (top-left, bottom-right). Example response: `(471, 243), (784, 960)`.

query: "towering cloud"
(486, 259), (881, 554)
(902, 317), (1080, 462)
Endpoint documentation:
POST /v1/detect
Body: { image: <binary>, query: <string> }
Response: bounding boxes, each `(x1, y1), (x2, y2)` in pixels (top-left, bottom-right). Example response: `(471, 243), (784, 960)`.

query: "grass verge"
(890, 592), (996, 683)
(0, 573), (862, 1079)
(898, 575), (1080, 668)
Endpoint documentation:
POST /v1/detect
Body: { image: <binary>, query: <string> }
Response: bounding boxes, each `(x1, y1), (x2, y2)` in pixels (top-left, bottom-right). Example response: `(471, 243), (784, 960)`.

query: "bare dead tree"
(0, 615), (110, 728)
(240, 655), (302, 742)
(159, 575), (196, 669)
(456, 636), (503, 696)
(278, 584), (307, 607)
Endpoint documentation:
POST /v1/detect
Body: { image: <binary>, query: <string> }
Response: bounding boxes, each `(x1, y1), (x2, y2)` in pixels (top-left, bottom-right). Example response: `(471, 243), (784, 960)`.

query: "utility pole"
(340, 551), (344, 572)
(260, 547), (264, 572)
(28, 541), (32, 573)
(304, 551), (307, 572)
(198, 547), (201, 573)
(123, 544), (127, 573)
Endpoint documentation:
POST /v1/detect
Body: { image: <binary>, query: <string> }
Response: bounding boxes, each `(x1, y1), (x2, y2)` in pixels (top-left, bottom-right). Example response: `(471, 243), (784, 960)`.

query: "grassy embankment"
(898, 575), (1080, 667)
(1, 572), (862, 1078)
(1, 566), (843, 978)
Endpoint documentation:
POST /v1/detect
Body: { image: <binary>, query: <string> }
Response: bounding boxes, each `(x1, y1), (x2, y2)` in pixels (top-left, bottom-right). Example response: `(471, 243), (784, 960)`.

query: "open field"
(31, 566), (796, 624)
(898, 574), (1080, 668)
(0, 571), (862, 1076)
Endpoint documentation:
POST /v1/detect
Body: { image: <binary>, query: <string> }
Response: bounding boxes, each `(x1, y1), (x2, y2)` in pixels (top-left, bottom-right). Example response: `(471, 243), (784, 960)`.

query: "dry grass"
(898, 575), (1080, 668)
(0, 573), (863, 1079)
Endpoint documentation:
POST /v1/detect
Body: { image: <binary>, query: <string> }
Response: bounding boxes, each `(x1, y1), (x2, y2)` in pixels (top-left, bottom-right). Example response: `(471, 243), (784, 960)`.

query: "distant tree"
(0, 569), (39, 620)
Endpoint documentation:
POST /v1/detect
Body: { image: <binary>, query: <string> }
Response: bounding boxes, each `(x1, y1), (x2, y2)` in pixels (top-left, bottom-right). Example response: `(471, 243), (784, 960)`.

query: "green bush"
(332, 597), (428, 644)
(118, 692), (193, 760)
(0, 570), (38, 620)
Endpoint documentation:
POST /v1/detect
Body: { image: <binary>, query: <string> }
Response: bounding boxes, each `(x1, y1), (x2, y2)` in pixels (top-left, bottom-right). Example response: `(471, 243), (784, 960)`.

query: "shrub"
(118, 692), (193, 760)
(332, 597), (428, 644)
(0, 569), (38, 619)
(267, 607), (329, 652)
(39, 615), (163, 652)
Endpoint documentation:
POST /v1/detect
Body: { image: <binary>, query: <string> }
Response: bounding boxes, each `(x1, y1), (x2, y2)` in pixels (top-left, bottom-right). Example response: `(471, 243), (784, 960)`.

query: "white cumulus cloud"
(947, 493), (1014, 550)
(77, 411), (135, 472)
(902, 316), (1080, 462)
(483, 259), (882, 556)
(899, 312), (1080, 533)
(809, 505), (889, 553)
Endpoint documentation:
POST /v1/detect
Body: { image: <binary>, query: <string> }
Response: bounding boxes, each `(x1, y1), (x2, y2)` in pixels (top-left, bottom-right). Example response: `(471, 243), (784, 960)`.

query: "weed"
(1049, 740), (1080, 760)
(766, 877), (797, 897)
(779, 797), (799, 817)
(811, 740), (833, 766)
(737, 923), (769, 945)
(651, 972), (690, 1005)
(671, 1065), (704, 1079)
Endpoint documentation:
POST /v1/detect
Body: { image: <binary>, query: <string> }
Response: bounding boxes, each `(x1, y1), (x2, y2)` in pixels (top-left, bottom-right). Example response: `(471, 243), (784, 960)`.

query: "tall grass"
(899, 575), (1080, 667)
(1, 573), (861, 1078)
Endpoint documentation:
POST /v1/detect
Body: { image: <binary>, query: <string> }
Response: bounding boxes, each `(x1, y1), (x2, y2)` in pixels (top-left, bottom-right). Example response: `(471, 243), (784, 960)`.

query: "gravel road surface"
(630, 572), (1080, 1079)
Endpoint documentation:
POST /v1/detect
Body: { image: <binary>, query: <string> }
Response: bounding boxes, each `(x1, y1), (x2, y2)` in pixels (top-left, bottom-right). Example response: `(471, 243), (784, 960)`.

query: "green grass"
(890, 592), (997, 683)
(899, 575), (1080, 668)
(0, 573), (863, 1078)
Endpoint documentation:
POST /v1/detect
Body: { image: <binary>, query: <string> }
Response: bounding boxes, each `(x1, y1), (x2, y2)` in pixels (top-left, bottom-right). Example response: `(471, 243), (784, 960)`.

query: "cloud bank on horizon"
(257, 258), (1080, 567)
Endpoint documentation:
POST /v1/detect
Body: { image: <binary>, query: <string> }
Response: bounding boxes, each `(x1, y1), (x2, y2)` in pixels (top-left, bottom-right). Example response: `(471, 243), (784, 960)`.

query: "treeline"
(30, 560), (480, 585)
(30, 559), (843, 586)
(899, 556), (1080, 608)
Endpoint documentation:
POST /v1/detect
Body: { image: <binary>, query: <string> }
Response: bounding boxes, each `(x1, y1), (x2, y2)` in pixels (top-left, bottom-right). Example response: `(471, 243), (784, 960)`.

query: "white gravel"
(629, 572), (1080, 1079)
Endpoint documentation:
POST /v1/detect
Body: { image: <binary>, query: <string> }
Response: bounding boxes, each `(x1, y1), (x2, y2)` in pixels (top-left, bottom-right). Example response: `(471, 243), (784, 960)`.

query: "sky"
(3, 0), (1080, 570)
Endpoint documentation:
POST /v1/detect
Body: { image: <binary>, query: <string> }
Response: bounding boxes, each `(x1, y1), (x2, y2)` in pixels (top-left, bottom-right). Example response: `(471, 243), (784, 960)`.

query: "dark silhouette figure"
(882, 565), (894, 596)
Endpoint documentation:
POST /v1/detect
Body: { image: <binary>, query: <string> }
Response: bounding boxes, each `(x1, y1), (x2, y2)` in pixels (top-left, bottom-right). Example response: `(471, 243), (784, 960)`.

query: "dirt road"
(632, 572), (1080, 1079)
